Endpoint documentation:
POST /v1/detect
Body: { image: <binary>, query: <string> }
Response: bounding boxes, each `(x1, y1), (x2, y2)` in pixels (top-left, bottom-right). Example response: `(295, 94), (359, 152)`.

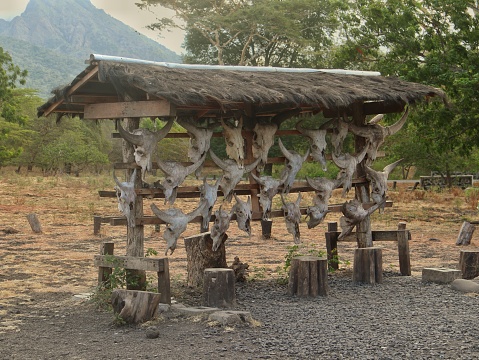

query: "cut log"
(325, 222), (339, 271)
(353, 247), (383, 284)
(203, 268), (236, 308)
(456, 221), (475, 246)
(184, 232), (227, 287)
(26, 213), (42, 233)
(97, 242), (115, 286)
(111, 289), (162, 324)
(261, 219), (272, 239)
(397, 222), (411, 276)
(459, 249), (479, 279)
(288, 256), (329, 297)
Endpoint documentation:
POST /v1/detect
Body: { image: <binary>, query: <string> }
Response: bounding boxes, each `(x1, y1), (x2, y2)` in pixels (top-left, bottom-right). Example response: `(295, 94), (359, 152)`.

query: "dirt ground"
(1, 171), (479, 358)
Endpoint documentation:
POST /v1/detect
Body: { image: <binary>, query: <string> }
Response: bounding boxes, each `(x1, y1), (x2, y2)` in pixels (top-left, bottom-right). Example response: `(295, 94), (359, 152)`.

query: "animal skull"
(330, 115), (349, 155)
(251, 173), (286, 220)
(221, 117), (244, 168)
(199, 177), (221, 231)
(117, 119), (174, 180)
(157, 153), (206, 205)
(281, 192), (302, 244)
(296, 119), (333, 171)
(332, 144), (368, 197)
(278, 138), (310, 194)
(211, 205), (232, 252)
(338, 199), (382, 240)
(209, 149), (261, 202)
(348, 107), (409, 163)
(150, 200), (206, 255)
(252, 122), (278, 172)
(365, 159), (403, 213)
(113, 169), (137, 228)
(231, 193), (252, 236)
(177, 118), (214, 178)
(304, 176), (342, 229)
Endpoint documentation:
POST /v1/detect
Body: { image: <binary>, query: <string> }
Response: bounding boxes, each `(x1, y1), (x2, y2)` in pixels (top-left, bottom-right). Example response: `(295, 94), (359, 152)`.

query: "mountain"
(0, 0), (181, 99)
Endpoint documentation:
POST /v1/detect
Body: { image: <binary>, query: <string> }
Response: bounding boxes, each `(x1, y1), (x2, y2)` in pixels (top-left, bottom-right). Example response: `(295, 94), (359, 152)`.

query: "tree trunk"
(353, 247), (383, 284)
(456, 221), (475, 246)
(111, 289), (162, 324)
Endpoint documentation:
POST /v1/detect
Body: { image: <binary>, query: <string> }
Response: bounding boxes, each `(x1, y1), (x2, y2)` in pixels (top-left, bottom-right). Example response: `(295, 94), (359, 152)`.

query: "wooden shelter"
(38, 54), (446, 284)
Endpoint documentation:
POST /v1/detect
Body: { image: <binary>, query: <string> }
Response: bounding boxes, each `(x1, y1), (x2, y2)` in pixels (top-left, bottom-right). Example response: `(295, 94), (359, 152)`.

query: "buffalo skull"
(231, 193), (252, 236)
(151, 200), (206, 255)
(332, 144), (368, 197)
(278, 138), (310, 194)
(211, 205), (232, 252)
(330, 115), (349, 155)
(199, 176), (221, 231)
(304, 176), (342, 229)
(209, 149), (261, 202)
(117, 119), (174, 180)
(296, 119), (333, 171)
(157, 153), (206, 205)
(365, 159), (403, 213)
(281, 192), (302, 244)
(113, 169), (137, 228)
(252, 122), (278, 172)
(221, 117), (244, 168)
(251, 172), (287, 220)
(338, 199), (382, 240)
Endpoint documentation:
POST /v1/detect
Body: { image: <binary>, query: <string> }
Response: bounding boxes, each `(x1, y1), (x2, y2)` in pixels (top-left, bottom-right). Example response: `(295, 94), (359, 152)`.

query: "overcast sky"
(0, 0), (185, 54)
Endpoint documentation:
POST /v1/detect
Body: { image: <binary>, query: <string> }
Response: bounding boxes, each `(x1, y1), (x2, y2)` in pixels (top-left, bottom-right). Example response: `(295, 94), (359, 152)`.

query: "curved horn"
(156, 158), (174, 175)
(364, 165), (380, 182)
(185, 152), (207, 175)
(295, 120), (313, 138)
(209, 149), (228, 171)
(331, 152), (349, 169)
(280, 193), (287, 207)
(251, 172), (266, 186)
(113, 171), (122, 188)
(306, 176), (320, 191)
(302, 147), (310, 162)
(177, 118), (197, 134)
(186, 200), (207, 222)
(278, 138), (293, 161)
(128, 169), (137, 184)
(244, 156), (262, 173)
(153, 118), (174, 141)
(117, 122), (144, 146)
(368, 114), (384, 124)
(150, 203), (176, 223)
(318, 118), (335, 130)
(347, 122), (370, 137)
(383, 158), (404, 176)
(295, 192), (302, 206)
(386, 107), (409, 135)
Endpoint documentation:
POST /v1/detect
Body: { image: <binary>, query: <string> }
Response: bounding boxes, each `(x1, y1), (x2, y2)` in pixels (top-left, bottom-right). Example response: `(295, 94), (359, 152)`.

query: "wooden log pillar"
(111, 289), (162, 324)
(26, 213), (42, 233)
(122, 116), (146, 291)
(157, 257), (171, 304)
(184, 232), (227, 287)
(459, 249), (479, 279)
(288, 256), (329, 297)
(261, 219), (273, 239)
(397, 222), (411, 276)
(325, 221), (339, 270)
(456, 221), (475, 246)
(203, 268), (236, 308)
(353, 247), (383, 284)
(93, 215), (102, 235)
(98, 242), (115, 286)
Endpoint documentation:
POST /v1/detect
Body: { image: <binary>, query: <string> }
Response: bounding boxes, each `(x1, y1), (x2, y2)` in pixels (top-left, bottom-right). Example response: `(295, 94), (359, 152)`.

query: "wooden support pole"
(157, 257), (171, 304)
(456, 221), (475, 246)
(353, 247), (383, 284)
(26, 213), (42, 233)
(325, 221), (339, 270)
(97, 242), (115, 286)
(459, 249), (479, 279)
(93, 216), (102, 235)
(261, 219), (273, 239)
(184, 232), (227, 287)
(397, 222), (411, 276)
(288, 256), (329, 297)
(203, 268), (236, 308)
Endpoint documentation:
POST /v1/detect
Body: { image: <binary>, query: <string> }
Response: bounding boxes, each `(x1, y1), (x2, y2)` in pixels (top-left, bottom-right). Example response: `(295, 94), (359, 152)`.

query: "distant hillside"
(0, 0), (181, 99)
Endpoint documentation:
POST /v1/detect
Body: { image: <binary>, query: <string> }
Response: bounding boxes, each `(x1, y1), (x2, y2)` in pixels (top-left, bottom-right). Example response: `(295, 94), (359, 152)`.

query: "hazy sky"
(0, 0), (185, 54)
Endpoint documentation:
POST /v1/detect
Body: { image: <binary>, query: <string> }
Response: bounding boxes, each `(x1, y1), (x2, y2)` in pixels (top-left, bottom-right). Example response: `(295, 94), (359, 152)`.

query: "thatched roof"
(38, 54), (446, 121)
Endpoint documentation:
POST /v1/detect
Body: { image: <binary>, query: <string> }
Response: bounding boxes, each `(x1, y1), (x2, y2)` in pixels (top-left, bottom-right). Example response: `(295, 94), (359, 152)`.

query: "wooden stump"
(97, 242), (115, 286)
(288, 256), (329, 297)
(353, 247), (383, 284)
(325, 222), (339, 271)
(93, 216), (102, 235)
(111, 289), (162, 324)
(261, 219), (272, 239)
(456, 221), (475, 246)
(26, 213), (42, 233)
(397, 222), (411, 276)
(184, 232), (227, 288)
(203, 268), (236, 308)
(459, 249), (479, 279)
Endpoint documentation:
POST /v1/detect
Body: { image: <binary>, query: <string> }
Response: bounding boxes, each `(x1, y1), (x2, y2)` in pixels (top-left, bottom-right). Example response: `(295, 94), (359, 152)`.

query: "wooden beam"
(84, 100), (176, 120)
(93, 255), (166, 272)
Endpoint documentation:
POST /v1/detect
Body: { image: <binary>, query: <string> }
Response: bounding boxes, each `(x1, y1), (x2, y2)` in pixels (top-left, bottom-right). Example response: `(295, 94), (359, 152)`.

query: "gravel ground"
(2, 270), (479, 360)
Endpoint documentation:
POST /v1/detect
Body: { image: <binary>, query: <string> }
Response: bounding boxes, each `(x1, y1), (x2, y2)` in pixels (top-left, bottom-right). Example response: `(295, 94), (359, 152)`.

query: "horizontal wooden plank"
(84, 100), (175, 120)
(93, 255), (166, 272)
(327, 228), (410, 243)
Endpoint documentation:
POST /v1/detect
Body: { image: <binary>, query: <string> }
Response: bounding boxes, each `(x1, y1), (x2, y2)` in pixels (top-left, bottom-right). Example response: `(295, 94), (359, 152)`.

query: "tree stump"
(203, 268), (236, 308)
(288, 256), (329, 297)
(456, 221), (475, 246)
(26, 213), (42, 233)
(397, 222), (411, 276)
(459, 249), (479, 279)
(353, 247), (383, 284)
(261, 219), (272, 239)
(184, 232), (227, 287)
(111, 289), (162, 324)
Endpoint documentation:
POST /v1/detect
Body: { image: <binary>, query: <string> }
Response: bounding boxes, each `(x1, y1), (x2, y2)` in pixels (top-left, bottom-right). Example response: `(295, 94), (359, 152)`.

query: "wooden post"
(184, 232), (228, 287)
(353, 247), (383, 284)
(456, 221), (475, 246)
(98, 242), (115, 286)
(325, 221), (339, 270)
(157, 257), (171, 304)
(459, 249), (479, 279)
(26, 213), (42, 233)
(203, 268), (236, 308)
(288, 256), (329, 297)
(93, 216), (102, 235)
(397, 222), (411, 276)
(261, 219), (272, 239)
(111, 289), (162, 324)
